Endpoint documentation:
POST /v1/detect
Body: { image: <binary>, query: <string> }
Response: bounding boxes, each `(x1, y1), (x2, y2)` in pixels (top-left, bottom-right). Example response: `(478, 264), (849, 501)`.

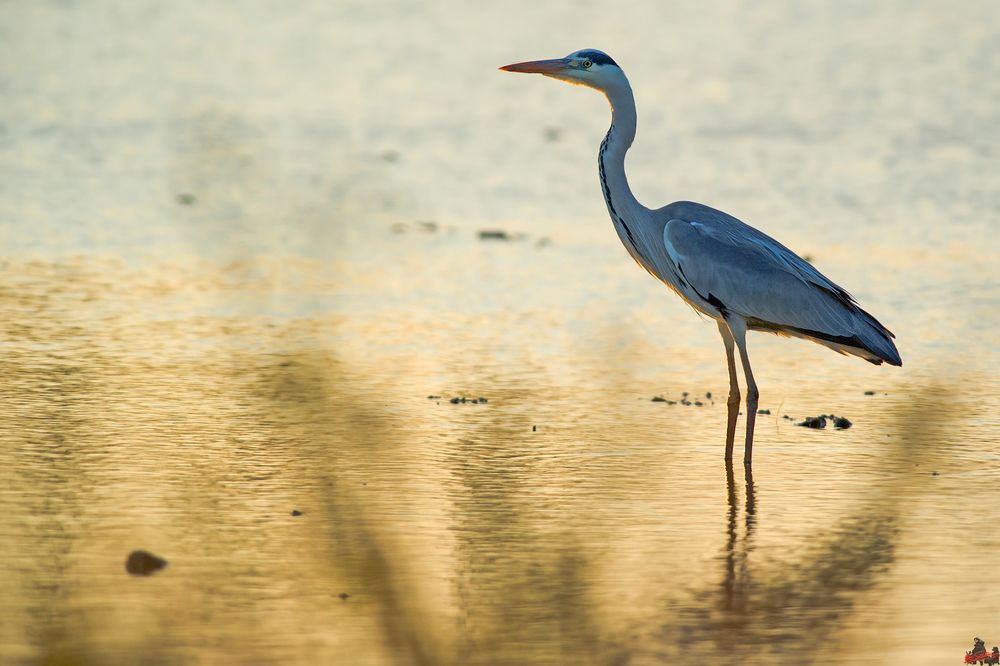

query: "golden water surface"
(1, 1), (998, 664)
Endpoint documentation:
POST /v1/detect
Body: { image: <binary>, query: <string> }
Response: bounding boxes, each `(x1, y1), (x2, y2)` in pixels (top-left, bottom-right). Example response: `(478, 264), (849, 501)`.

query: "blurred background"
(1, 1), (998, 664)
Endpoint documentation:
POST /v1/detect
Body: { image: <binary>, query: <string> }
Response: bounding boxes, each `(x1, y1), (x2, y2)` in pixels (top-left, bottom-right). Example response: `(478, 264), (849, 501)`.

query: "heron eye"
(582, 60), (592, 69)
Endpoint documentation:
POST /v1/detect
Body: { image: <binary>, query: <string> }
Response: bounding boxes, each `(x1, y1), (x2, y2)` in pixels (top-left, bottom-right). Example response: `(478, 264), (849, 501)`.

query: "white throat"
(597, 77), (647, 255)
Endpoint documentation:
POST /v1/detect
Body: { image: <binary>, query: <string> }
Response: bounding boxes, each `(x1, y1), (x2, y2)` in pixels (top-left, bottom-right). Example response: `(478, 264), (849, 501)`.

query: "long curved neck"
(598, 78), (646, 246)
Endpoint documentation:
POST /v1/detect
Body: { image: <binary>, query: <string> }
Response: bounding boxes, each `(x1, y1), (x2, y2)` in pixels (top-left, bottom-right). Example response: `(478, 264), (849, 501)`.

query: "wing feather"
(658, 202), (900, 365)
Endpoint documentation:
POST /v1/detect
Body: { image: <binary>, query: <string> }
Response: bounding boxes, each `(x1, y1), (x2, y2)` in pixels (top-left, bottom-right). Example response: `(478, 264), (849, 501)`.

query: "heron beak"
(499, 58), (572, 74)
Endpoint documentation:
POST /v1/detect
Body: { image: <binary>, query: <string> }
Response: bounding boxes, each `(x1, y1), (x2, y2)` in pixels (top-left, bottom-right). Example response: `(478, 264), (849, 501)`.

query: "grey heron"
(500, 49), (901, 466)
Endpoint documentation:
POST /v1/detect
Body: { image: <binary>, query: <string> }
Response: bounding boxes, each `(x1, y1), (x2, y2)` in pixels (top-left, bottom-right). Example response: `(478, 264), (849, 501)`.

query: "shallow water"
(1, 1), (999, 664)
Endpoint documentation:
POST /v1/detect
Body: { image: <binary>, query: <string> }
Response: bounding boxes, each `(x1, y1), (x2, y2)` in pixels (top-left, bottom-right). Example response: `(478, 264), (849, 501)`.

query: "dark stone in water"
(126, 550), (168, 576)
(832, 416), (852, 429)
(797, 416), (827, 429)
(338, 592), (350, 600)
(757, 409), (771, 415)
(705, 392), (712, 399)
(532, 425), (536, 432)
(449, 396), (487, 404)
(291, 509), (303, 516)
(426, 395), (441, 400)
(864, 390), (876, 395)
(478, 230), (509, 241)
(651, 396), (667, 402)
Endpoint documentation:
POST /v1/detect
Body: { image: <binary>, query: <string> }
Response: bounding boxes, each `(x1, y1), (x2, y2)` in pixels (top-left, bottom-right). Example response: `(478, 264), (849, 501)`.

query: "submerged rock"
(797, 416), (827, 429)
(797, 414), (853, 429)
(832, 416), (853, 429)
(291, 509), (304, 516)
(757, 409), (771, 415)
(126, 550), (168, 576)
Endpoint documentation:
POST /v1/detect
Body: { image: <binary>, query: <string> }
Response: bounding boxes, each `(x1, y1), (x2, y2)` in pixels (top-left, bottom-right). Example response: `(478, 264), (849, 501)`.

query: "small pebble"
(291, 509), (303, 516)
(651, 396), (667, 403)
(864, 390), (876, 396)
(125, 550), (168, 576)
(797, 416), (827, 429)
(478, 230), (509, 241)
(757, 409), (771, 415)
(832, 416), (852, 429)
(931, 471), (939, 476)
(338, 592), (350, 600)
(705, 392), (712, 399)
(427, 395), (441, 400)
(532, 425), (536, 432)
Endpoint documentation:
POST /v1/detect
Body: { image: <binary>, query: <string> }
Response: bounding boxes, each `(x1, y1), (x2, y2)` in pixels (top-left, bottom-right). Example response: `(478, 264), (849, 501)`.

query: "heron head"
(500, 49), (623, 91)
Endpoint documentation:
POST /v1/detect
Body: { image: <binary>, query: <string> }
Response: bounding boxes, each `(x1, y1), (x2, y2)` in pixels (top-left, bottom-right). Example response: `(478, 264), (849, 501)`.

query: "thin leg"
(727, 317), (759, 466)
(717, 320), (740, 462)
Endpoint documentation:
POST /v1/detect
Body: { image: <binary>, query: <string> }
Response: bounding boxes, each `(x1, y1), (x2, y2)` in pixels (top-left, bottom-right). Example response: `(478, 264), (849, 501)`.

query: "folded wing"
(658, 202), (901, 366)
